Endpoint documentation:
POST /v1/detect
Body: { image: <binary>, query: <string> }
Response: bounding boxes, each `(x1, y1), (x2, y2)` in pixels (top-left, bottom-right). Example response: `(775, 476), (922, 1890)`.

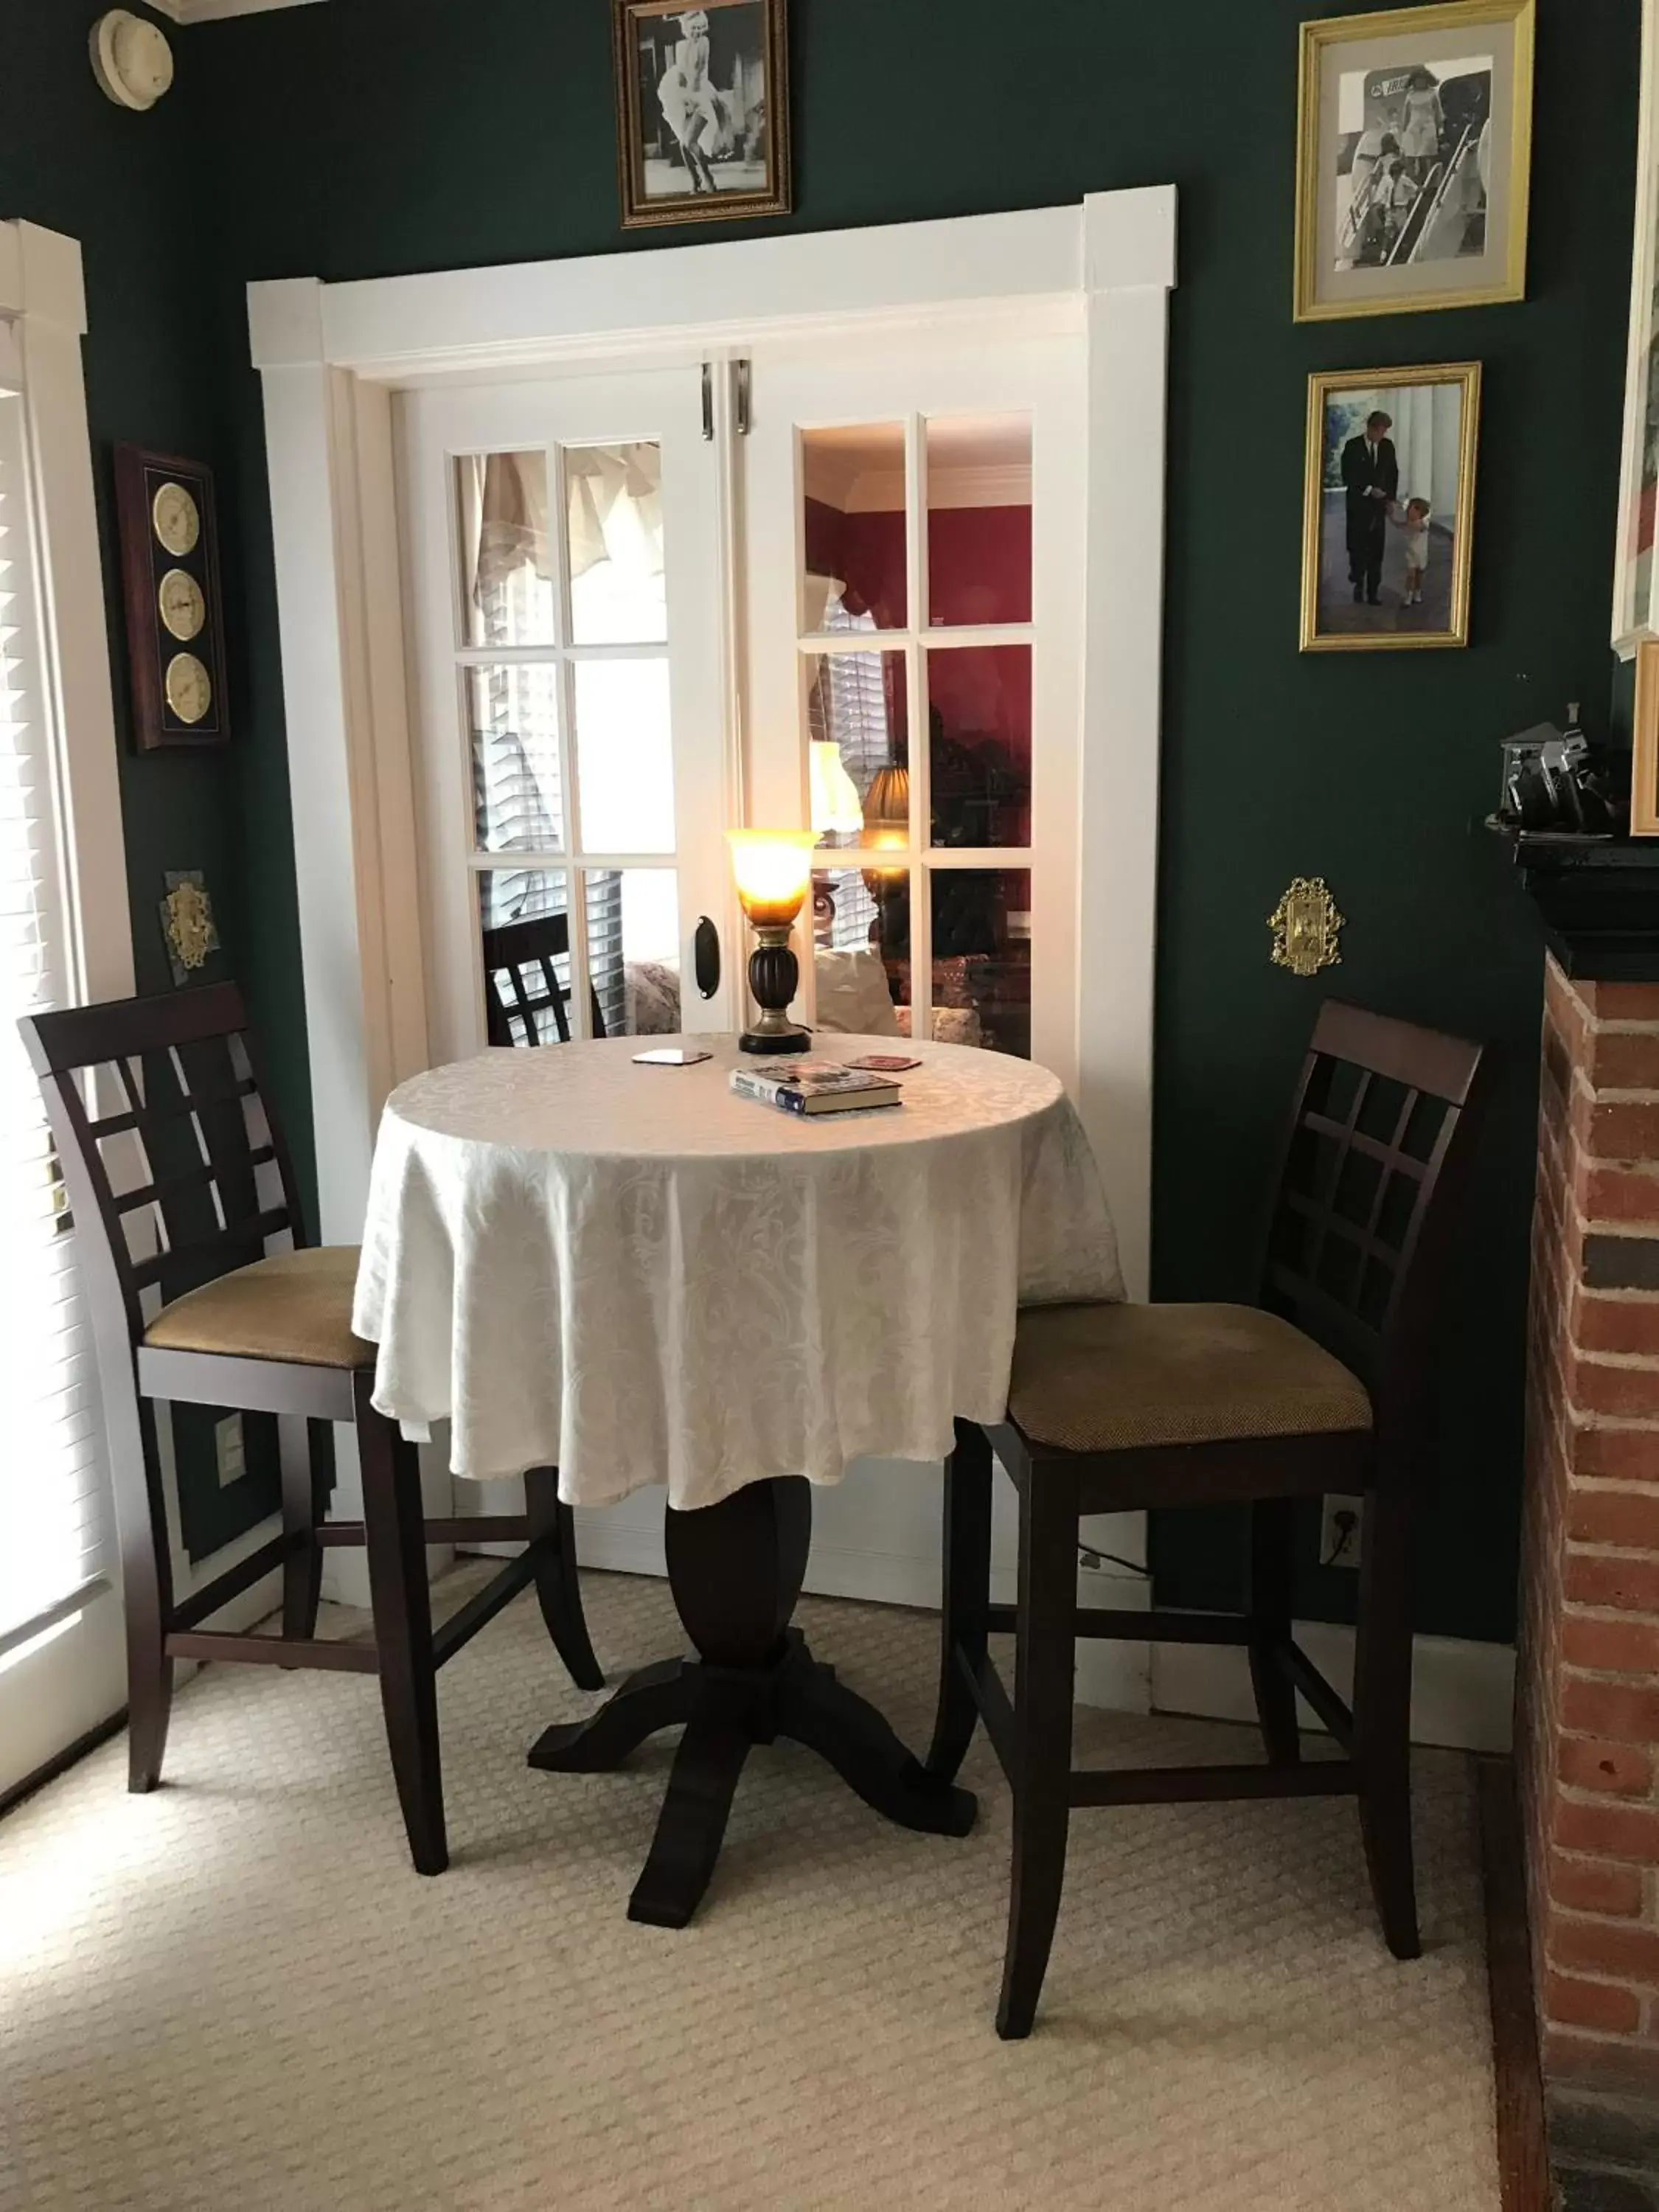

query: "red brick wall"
(1519, 956), (1659, 2090)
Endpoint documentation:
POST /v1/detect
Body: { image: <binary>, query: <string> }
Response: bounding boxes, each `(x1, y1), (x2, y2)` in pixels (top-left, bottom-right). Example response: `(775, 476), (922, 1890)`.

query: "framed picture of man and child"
(1301, 362), (1481, 652)
(1292, 3), (1529, 652)
(611, 0), (790, 229)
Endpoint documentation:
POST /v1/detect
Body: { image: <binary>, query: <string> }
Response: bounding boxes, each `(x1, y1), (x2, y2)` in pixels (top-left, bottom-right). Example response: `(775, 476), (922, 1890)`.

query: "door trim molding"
(248, 189), (1176, 1281)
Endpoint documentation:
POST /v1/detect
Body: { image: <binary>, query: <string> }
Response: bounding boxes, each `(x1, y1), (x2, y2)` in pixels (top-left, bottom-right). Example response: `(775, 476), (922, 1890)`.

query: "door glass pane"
(585, 868), (682, 1038)
(932, 869), (1031, 1057)
(573, 658), (675, 854)
(804, 650), (908, 853)
(801, 423), (908, 633)
(478, 869), (572, 1047)
(455, 452), (555, 647)
(925, 415), (1032, 628)
(566, 442), (667, 646)
(813, 866), (910, 1037)
(928, 644), (1032, 849)
(468, 664), (563, 853)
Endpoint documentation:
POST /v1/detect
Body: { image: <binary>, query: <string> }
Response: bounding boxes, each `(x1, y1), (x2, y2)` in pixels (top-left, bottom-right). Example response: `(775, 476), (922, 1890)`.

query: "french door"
(742, 336), (1082, 1085)
(397, 327), (1085, 1604)
(400, 366), (737, 1067)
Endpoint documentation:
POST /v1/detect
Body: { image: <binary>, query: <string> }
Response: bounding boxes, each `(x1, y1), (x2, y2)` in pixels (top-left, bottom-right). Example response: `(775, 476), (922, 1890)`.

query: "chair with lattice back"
(925, 999), (1492, 2037)
(19, 981), (602, 1874)
(481, 913), (608, 1046)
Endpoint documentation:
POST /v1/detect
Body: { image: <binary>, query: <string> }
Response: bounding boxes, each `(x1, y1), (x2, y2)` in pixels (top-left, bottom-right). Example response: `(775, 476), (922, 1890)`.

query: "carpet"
(1, 1568), (1500, 2210)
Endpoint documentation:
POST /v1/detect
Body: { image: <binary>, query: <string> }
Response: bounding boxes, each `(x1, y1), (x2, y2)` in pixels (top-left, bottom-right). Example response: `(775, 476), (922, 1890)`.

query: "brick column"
(1520, 955), (1659, 2091)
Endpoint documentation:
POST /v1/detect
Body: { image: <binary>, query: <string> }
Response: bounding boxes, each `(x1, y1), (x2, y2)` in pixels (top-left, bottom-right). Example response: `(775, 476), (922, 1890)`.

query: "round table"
(355, 1034), (1122, 1925)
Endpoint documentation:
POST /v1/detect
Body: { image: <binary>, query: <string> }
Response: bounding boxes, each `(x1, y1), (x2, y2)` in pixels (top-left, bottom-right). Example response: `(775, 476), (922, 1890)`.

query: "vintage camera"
(1496, 712), (1622, 836)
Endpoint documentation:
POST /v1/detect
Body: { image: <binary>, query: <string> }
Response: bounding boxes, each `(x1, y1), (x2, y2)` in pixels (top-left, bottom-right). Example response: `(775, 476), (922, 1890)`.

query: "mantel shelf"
(1493, 827), (1659, 983)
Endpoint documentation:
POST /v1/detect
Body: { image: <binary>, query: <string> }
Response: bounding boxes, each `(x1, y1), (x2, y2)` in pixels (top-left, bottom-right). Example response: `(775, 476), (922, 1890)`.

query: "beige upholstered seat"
(143, 1245), (374, 1371)
(1007, 1301), (1372, 1454)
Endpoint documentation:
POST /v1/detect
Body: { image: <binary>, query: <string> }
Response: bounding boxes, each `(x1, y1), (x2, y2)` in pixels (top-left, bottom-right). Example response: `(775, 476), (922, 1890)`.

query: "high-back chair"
(21, 983), (602, 1874)
(481, 912), (607, 1047)
(926, 1000), (1491, 2036)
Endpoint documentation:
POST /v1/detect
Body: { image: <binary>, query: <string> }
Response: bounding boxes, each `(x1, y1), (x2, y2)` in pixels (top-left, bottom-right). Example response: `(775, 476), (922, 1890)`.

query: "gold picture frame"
(1294, 0), (1534, 323)
(1301, 361), (1482, 653)
(1613, 0), (1659, 653)
(612, 0), (790, 232)
(1633, 636), (1659, 836)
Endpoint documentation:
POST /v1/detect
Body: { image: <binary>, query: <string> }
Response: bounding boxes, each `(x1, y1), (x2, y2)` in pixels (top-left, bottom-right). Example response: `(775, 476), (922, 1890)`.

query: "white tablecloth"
(354, 1035), (1123, 1509)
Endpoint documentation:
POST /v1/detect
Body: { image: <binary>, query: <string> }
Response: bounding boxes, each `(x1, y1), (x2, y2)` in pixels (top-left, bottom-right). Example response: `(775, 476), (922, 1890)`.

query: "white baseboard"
(570, 1511), (1152, 1714)
(476, 1514), (1512, 1751)
(1150, 1618), (1515, 1754)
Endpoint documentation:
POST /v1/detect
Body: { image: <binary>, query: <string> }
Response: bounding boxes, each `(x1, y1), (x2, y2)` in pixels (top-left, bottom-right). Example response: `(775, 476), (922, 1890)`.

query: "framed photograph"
(1613, 0), (1659, 654)
(1633, 636), (1659, 835)
(611, 0), (790, 231)
(1294, 1), (1534, 323)
(1300, 361), (1481, 653)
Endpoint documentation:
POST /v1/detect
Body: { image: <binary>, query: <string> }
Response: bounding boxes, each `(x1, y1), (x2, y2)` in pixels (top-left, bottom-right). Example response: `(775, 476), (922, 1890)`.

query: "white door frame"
(248, 190), (1176, 1656)
(248, 188), (1175, 1279)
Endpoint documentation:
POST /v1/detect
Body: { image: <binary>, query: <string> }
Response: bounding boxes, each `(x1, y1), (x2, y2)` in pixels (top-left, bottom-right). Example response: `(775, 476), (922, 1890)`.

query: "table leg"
(525, 1475), (976, 1924)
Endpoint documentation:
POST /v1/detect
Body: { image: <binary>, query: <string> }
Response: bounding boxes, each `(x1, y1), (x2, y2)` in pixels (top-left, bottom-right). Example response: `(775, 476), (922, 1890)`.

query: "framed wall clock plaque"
(114, 445), (229, 751)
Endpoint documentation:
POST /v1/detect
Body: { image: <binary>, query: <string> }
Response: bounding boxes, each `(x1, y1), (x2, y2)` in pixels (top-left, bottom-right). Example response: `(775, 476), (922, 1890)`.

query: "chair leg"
(997, 1459), (1079, 2040)
(1248, 1496), (1301, 1767)
(122, 1398), (175, 1793)
(524, 1467), (603, 1691)
(356, 1388), (447, 1876)
(1353, 1478), (1420, 1960)
(926, 1418), (993, 1784)
(278, 1414), (322, 1647)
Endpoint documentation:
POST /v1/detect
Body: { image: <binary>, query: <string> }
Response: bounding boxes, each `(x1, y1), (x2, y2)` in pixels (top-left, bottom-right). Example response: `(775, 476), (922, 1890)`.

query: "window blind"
(0, 361), (111, 1658)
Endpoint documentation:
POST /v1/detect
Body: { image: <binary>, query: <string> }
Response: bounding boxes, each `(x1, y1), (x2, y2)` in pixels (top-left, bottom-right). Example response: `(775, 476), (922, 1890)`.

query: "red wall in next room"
(801, 499), (1033, 762)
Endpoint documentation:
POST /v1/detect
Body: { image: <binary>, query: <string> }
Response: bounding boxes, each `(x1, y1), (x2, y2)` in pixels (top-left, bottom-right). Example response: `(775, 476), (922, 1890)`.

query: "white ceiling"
(147, 0), (327, 23)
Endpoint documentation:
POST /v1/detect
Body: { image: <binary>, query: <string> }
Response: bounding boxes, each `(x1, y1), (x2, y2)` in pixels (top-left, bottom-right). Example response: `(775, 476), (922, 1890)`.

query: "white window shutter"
(0, 369), (112, 1657)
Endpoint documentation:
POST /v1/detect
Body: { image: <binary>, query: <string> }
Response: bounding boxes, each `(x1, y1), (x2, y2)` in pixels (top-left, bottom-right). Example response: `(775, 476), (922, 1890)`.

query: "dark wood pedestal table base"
(527, 1475), (976, 1926)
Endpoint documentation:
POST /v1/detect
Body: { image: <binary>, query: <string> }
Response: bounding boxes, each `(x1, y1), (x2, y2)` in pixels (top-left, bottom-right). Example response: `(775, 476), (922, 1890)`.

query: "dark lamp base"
(739, 1028), (810, 1055)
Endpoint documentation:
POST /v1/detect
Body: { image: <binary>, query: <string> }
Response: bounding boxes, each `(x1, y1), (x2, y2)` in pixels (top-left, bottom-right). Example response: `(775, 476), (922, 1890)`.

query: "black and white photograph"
(611, 0), (790, 229)
(1301, 363), (1481, 652)
(1336, 55), (1492, 273)
(1295, 1), (1534, 322)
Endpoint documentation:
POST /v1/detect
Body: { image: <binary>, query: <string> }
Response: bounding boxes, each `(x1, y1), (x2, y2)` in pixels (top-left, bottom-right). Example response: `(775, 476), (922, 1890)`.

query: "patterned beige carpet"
(2, 1569), (1500, 2211)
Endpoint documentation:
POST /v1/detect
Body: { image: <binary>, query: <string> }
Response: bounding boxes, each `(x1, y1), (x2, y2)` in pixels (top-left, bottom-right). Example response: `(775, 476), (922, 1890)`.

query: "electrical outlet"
(1319, 1495), (1363, 1571)
(215, 1413), (246, 1489)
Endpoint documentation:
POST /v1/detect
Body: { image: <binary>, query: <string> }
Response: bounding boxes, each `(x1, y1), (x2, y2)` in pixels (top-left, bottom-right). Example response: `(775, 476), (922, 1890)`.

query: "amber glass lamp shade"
(727, 830), (817, 928)
(727, 829), (815, 1054)
(861, 762), (910, 879)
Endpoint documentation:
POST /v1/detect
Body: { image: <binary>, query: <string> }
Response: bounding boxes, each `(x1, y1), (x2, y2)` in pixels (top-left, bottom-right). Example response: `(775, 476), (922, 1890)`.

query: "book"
(728, 1060), (902, 1116)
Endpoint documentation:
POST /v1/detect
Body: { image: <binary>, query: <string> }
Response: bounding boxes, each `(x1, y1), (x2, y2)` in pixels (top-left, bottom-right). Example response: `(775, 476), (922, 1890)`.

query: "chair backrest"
(481, 912), (608, 1047)
(1257, 999), (1490, 1430)
(19, 981), (307, 1352)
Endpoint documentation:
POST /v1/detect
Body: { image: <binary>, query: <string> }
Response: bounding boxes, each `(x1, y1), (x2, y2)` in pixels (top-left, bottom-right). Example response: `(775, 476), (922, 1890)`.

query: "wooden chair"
(20, 982), (603, 1876)
(481, 912), (607, 1046)
(926, 1000), (1492, 2037)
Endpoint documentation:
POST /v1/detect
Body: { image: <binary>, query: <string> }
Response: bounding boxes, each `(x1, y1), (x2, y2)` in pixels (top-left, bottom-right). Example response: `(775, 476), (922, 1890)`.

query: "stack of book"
(728, 1058), (902, 1117)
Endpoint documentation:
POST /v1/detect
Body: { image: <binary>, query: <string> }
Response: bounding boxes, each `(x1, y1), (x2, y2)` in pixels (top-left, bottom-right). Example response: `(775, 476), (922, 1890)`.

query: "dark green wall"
(192, 0), (1638, 1644)
(21, 0), (1644, 1628)
(0, 4), (278, 1558)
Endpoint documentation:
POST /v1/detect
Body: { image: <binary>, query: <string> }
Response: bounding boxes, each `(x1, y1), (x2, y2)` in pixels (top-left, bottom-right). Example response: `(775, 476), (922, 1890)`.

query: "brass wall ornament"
(1269, 877), (1346, 977)
(160, 871), (220, 985)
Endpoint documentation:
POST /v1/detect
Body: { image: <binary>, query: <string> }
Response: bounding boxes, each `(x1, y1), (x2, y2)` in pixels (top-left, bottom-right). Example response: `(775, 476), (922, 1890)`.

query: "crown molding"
(145, 0), (327, 23)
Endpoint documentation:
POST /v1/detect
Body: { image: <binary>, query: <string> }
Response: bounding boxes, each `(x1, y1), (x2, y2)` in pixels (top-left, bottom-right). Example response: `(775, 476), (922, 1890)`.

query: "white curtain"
(458, 445), (664, 624)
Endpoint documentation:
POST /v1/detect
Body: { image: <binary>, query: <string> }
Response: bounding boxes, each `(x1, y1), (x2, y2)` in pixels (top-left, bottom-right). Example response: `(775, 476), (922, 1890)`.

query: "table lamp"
(809, 741), (864, 837)
(728, 828), (815, 1054)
